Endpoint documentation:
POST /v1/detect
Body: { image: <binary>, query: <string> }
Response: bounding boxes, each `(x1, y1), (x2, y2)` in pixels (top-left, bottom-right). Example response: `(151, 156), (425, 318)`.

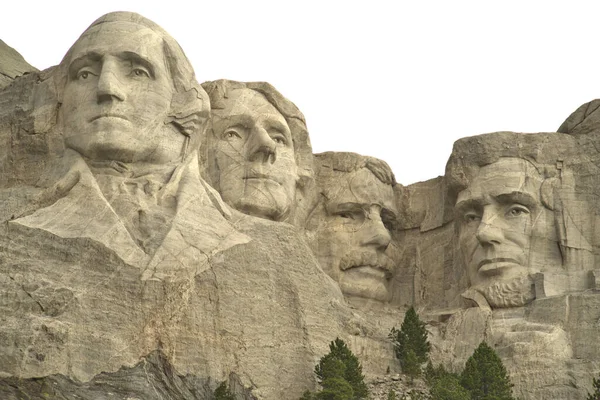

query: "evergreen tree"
(214, 380), (235, 400)
(315, 338), (368, 399)
(300, 390), (315, 400)
(430, 374), (471, 400)
(316, 376), (354, 400)
(460, 342), (514, 400)
(403, 349), (421, 382)
(587, 376), (600, 400)
(389, 307), (430, 371)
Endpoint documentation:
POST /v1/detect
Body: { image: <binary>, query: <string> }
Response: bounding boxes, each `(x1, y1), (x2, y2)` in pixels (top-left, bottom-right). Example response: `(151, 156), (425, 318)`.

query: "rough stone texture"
(0, 39), (37, 89)
(3, 10), (600, 400)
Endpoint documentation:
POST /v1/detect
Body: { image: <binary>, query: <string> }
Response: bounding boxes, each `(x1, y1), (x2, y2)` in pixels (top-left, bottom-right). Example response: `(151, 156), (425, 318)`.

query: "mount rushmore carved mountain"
(1, 11), (600, 400)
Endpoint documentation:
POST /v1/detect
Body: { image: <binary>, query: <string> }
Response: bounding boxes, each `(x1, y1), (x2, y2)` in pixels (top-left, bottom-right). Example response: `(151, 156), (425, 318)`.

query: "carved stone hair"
(55, 11), (210, 152)
(444, 131), (574, 211)
(314, 151), (396, 187)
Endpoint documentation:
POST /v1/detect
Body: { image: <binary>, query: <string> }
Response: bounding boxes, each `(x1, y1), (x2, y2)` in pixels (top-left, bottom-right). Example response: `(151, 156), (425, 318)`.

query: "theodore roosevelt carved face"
(455, 158), (562, 308)
(311, 153), (397, 302)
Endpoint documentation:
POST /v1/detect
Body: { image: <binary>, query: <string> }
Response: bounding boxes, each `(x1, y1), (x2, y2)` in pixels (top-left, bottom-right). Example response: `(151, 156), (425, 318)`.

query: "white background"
(2, 1), (598, 185)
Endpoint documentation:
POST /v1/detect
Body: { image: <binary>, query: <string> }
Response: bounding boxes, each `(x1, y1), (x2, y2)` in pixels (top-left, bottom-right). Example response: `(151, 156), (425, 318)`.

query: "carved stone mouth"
(244, 174), (279, 183)
(90, 114), (129, 122)
(340, 264), (392, 279)
(477, 258), (520, 274)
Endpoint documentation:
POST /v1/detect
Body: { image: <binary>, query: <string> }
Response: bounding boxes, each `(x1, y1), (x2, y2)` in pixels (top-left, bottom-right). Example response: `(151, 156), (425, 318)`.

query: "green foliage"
(315, 338), (368, 399)
(460, 342), (514, 400)
(316, 377), (354, 400)
(214, 381), (235, 400)
(300, 390), (315, 400)
(400, 390), (427, 400)
(431, 374), (472, 400)
(587, 376), (600, 400)
(403, 349), (421, 382)
(389, 307), (431, 374)
(387, 389), (397, 399)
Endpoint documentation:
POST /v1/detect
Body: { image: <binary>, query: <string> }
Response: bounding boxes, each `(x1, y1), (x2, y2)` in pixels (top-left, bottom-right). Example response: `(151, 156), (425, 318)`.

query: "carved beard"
(476, 274), (536, 308)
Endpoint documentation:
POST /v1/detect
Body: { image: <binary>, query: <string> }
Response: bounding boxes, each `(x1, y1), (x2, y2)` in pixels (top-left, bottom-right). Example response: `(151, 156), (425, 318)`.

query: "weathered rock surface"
(0, 39), (36, 89)
(3, 10), (600, 400)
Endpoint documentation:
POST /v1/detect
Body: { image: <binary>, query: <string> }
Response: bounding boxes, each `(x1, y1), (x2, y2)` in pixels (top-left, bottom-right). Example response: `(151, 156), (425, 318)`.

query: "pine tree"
(389, 307), (430, 371)
(316, 376), (354, 400)
(460, 342), (514, 400)
(430, 374), (471, 400)
(300, 390), (315, 400)
(403, 349), (421, 382)
(587, 376), (600, 400)
(315, 338), (368, 399)
(214, 380), (236, 400)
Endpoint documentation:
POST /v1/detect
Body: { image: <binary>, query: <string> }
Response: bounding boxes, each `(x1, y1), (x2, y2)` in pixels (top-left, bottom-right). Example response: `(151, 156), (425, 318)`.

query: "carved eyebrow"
(116, 51), (156, 78)
(266, 119), (291, 135)
(494, 191), (537, 208)
(329, 202), (364, 214)
(222, 114), (254, 128)
(68, 52), (102, 76)
(455, 199), (483, 213)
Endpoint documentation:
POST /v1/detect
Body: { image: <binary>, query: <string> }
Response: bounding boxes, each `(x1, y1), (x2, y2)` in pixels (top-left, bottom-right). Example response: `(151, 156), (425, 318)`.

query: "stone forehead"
(456, 157), (544, 205)
(212, 88), (283, 117)
(321, 168), (396, 212)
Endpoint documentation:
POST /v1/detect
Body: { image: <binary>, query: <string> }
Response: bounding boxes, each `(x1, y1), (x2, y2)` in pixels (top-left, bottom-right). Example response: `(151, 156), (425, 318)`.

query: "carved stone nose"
(362, 219), (392, 251)
(475, 211), (504, 245)
(247, 127), (276, 163)
(97, 66), (125, 103)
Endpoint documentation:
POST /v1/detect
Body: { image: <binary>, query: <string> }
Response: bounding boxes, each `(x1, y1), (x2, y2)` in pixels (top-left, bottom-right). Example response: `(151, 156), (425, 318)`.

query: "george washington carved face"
(60, 20), (185, 164)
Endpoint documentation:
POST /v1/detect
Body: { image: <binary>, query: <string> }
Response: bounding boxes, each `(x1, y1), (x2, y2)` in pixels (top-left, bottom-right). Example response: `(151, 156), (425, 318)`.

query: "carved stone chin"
(310, 152), (397, 304)
(455, 157), (563, 309)
(5, 11), (600, 400)
(474, 274), (536, 309)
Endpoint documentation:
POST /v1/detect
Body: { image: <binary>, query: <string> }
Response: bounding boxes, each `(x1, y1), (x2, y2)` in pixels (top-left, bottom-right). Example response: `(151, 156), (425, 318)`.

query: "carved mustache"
(339, 251), (395, 278)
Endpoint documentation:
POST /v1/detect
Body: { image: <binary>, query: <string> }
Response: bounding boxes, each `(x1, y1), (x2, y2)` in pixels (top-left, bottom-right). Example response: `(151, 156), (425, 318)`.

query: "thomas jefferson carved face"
(455, 158), (561, 308)
(314, 167), (396, 302)
(61, 21), (183, 164)
(210, 88), (299, 221)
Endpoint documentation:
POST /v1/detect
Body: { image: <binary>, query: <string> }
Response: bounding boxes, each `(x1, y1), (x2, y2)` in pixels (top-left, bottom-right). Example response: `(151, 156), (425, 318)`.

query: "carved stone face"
(455, 158), (561, 307)
(61, 22), (182, 164)
(211, 88), (299, 221)
(315, 168), (396, 302)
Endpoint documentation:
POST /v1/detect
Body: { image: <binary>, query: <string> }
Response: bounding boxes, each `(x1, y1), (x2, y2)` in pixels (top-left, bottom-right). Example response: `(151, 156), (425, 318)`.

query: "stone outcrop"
(0, 39), (36, 89)
(3, 10), (600, 400)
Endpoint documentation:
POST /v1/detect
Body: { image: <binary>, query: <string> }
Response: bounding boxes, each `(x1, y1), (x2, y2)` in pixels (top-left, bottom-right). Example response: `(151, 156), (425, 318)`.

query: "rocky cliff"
(2, 11), (600, 400)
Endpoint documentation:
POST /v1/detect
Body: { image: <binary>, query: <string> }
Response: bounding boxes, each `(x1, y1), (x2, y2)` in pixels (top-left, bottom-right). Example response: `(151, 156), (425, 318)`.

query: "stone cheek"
(3, 11), (600, 400)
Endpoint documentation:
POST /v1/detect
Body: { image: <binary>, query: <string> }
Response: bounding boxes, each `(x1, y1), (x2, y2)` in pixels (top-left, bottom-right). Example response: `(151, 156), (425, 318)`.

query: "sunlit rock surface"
(2, 11), (600, 400)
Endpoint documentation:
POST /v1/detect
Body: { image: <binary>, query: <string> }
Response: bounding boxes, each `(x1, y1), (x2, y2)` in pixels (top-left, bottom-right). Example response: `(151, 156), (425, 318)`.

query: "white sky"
(2, 1), (599, 185)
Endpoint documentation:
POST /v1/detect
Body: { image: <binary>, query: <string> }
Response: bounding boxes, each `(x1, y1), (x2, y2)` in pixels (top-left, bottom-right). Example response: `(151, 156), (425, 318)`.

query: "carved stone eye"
(132, 68), (149, 78)
(463, 213), (480, 224)
(224, 130), (241, 139)
(506, 205), (529, 217)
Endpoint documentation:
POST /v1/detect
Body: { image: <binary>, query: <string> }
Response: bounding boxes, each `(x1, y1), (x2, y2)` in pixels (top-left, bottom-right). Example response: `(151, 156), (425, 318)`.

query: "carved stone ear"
(540, 177), (559, 211)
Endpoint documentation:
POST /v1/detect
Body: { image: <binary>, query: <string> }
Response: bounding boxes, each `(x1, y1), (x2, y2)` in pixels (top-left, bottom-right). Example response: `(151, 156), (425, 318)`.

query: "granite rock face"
(2, 10), (600, 400)
(0, 39), (36, 89)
